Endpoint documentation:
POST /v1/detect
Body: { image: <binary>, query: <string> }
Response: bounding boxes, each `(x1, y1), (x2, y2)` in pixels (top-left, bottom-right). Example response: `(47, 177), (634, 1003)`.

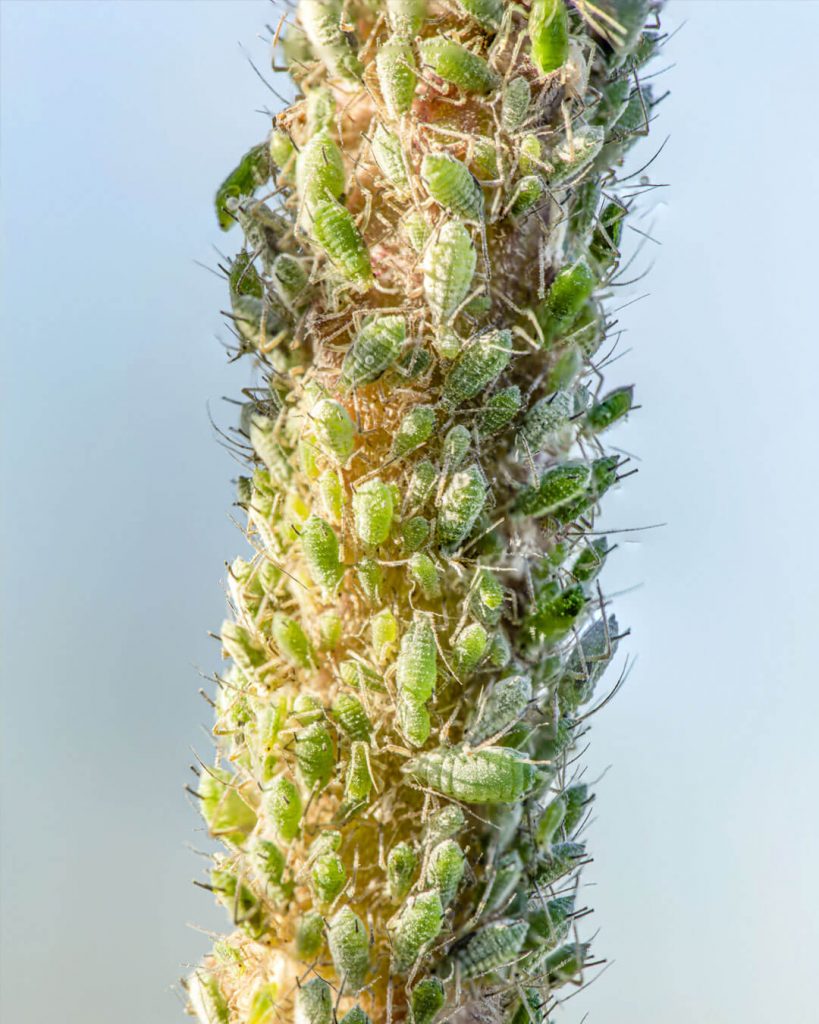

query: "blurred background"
(2, 2), (818, 1021)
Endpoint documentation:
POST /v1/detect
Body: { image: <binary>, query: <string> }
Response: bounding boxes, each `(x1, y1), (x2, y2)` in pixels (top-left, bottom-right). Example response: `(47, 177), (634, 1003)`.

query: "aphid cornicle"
(405, 746), (540, 804)
(422, 220), (477, 324)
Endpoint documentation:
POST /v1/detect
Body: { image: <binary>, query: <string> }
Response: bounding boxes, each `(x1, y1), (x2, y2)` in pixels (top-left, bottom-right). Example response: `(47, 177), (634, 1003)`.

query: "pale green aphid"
(549, 124), (606, 184)
(199, 767), (257, 845)
(354, 557), (383, 605)
(298, 0), (363, 83)
(518, 134), (542, 175)
(188, 971), (229, 1024)
(437, 464), (487, 552)
(426, 839), (465, 907)
(386, 0), (426, 37)
(421, 152), (484, 221)
(443, 329), (513, 407)
(478, 385), (522, 437)
(419, 36), (498, 95)
(452, 621), (488, 677)
(272, 613), (314, 668)
(376, 36), (417, 118)
(535, 795), (567, 849)
(453, 918), (529, 977)
(269, 128), (296, 182)
(409, 551), (441, 600)
(519, 388), (573, 453)
(220, 620), (269, 682)
(342, 314), (406, 388)
(311, 397), (356, 463)
(466, 673), (533, 745)
(486, 628), (511, 668)
(318, 468), (344, 524)
(387, 841), (418, 901)
(407, 460), (438, 510)
(295, 976), (333, 1024)
(397, 614), (437, 705)
(295, 910), (325, 960)
(403, 209), (432, 253)
(340, 656), (385, 693)
(442, 423), (471, 470)
(332, 693), (372, 742)
(502, 76), (532, 132)
(425, 804), (466, 845)
(344, 740), (374, 803)
(371, 123), (410, 193)
(371, 608), (399, 663)
(327, 907), (370, 991)
(405, 746), (539, 804)
(310, 198), (373, 285)
(397, 697), (431, 748)
(267, 775), (302, 842)
(456, 0), (503, 28)
(296, 130), (345, 209)
(393, 405), (436, 456)
(510, 174), (545, 217)
(528, 0), (570, 76)
(293, 692), (323, 726)
(422, 220), (476, 323)
(318, 609), (343, 649)
(410, 978), (445, 1024)
(353, 477), (394, 545)
(272, 253), (309, 311)
(246, 982), (278, 1024)
(231, 294), (283, 350)
(390, 889), (444, 973)
(300, 515), (344, 593)
(295, 720), (335, 790)
(307, 86), (336, 132)
(311, 849), (346, 903)
(473, 568), (504, 626)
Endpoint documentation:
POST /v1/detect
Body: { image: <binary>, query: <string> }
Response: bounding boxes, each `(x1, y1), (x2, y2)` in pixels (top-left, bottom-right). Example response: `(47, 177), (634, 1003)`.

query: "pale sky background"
(2, 2), (818, 1022)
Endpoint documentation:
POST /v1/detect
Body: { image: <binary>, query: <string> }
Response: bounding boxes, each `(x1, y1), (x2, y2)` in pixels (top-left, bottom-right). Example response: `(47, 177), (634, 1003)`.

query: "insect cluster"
(189, 1), (663, 1022)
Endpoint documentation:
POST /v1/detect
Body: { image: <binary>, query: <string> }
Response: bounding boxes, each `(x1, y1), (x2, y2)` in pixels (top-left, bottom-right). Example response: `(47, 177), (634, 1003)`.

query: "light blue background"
(2, 2), (817, 1022)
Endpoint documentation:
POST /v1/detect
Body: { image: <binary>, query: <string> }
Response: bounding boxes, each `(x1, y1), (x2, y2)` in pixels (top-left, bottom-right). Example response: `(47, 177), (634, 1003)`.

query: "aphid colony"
(190, 2), (661, 1022)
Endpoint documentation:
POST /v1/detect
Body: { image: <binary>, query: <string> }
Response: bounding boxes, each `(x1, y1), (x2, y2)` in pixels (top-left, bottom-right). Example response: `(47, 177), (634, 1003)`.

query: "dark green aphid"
(539, 941), (589, 986)
(327, 907), (370, 991)
(466, 674), (533, 745)
(589, 200), (627, 269)
(421, 153), (484, 222)
(425, 805), (466, 845)
(585, 385), (635, 433)
(419, 37), (498, 95)
(558, 613), (619, 710)
(407, 460), (438, 510)
(452, 621), (488, 677)
(442, 424), (471, 470)
(253, 838), (287, 889)
(339, 1010), (370, 1024)
(481, 850), (524, 917)
(526, 894), (575, 947)
(390, 889), (444, 973)
(211, 867), (266, 939)
(605, 0), (654, 66)
(531, 841), (586, 887)
(453, 918), (529, 978)
(297, 130), (345, 209)
(340, 656), (385, 692)
(534, 796), (567, 850)
(229, 251), (263, 299)
(295, 910), (325, 960)
(509, 989), (546, 1024)
(515, 457), (616, 522)
(527, 581), (587, 644)
(397, 614), (437, 705)
(310, 199), (373, 286)
(387, 841), (418, 901)
(405, 746), (540, 804)
(342, 315), (406, 388)
(518, 389), (573, 455)
(409, 977), (445, 1024)
(572, 538), (609, 584)
(230, 294), (285, 350)
(443, 329), (513, 408)
(311, 849), (346, 903)
(395, 344), (433, 380)
(549, 124), (605, 184)
(354, 558), (383, 606)
(528, 0), (569, 76)
(402, 515), (431, 551)
(472, 567), (505, 626)
(478, 385), (522, 438)
(272, 253), (309, 311)
(215, 142), (270, 230)
(537, 258), (596, 345)
(562, 783), (590, 835)
(272, 613), (314, 668)
(295, 976), (333, 1024)
(410, 552), (442, 600)
(591, 76), (632, 129)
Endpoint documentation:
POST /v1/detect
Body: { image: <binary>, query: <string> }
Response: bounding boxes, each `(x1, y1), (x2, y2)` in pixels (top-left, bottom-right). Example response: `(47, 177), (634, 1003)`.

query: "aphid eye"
(376, 36), (418, 118)
(342, 314), (407, 388)
(352, 477), (394, 546)
(422, 220), (476, 325)
(327, 907), (370, 991)
(528, 0), (570, 76)
(421, 152), (484, 222)
(418, 36), (498, 95)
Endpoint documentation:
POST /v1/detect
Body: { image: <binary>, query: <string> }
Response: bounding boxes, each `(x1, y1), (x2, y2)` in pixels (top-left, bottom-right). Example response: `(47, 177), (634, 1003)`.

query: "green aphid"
(558, 614), (619, 710)
(471, 137), (499, 180)
(342, 314), (406, 388)
(442, 424), (471, 470)
(211, 866), (266, 939)
(295, 721), (335, 791)
(292, 693), (323, 727)
(549, 124), (605, 184)
(272, 253), (309, 310)
(318, 468), (344, 525)
(402, 515), (431, 552)
(386, 0), (427, 37)
(390, 890), (445, 973)
(591, 75), (632, 129)
(409, 977), (445, 1024)
(443, 329), (513, 408)
(562, 783), (590, 835)
(311, 198), (373, 285)
(407, 460), (438, 510)
(246, 412), (290, 483)
(297, 130), (345, 209)
(514, 461), (591, 519)
(540, 941), (589, 985)
(387, 841), (418, 901)
(295, 910), (325, 960)
(340, 656), (385, 693)
(339, 1009), (371, 1024)
(453, 918), (529, 978)
(426, 839), (466, 907)
(518, 389), (573, 454)
(189, 971), (230, 1024)
(300, 515), (344, 594)
(589, 200), (627, 269)
(509, 989), (546, 1024)
(331, 693), (372, 742)
(307, 87), (336, 133)
(534, 795), (567, 850)
(421, 152), (484, 221)
(221, 620), (270, 681)
(452, 622), (488, 678)
(585, 384), (634, 433)
(318, 609), (343, 650)
(527, 582), (587, 644)
(434, 325), (462, 360)
(409, 552), (442, 600)
(354, 557), (383, 605)
(481, 850), (524, 917)
(510, 174), (544, 217)
(311, 397), (356, 464)
(547, 343), (583, 391)
(280, 18), (314, 68)
(253, 838), (287, 888)
(344, 741), (374, 804)
(502, 76), (532, 131)
(472, 567), (504, 626)
(229, 251), (263, 299)
(478, 386), (522, 438)
(372, 608), (399, 664)
(529, 0), (569, 75)
(272, 613), (314, 668)
(327, 907), (370, 990)
(419, 36), (498, 95)
(466, 674), (532, 745)
(298, 0), (363, 82)
(295, 976), (333, 1024)
(247, 982), (279, 1024)
(518, 134), (542, 175)
(572, 537), (609, 585)
(537, 258), (596, 345)
(353, 477), (394, 546)
(215, 142), (271, 230)
(393, 405), (436, 456)
(398, 696), (432, 748)
(269, 129), (295, 184)
(531, 841), (586, 887)
(397, 615), (437, 705)
(425, 804), (466, 845)
(267, 775), (302, 843)
(526, 894), (575, 947)
(405, 746), (539, 804)
(396, 345), (433, 381)
(311, 850), (346, 903)
(376, 36), (417, 118)
(231, 294), (285, 350)
(403, 209), (432, 253)
(422, 220), (476, 323)
(438, 464), (487, 552)
(486, 629), (512, 668)
(456, 0), (503, 28)
(605, 0), (654, 65)
(372, 123), (410, 193)
(199, 767), (257, 845)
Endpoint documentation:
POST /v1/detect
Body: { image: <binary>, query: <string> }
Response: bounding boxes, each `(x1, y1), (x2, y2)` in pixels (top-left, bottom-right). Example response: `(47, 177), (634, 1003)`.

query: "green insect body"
(194, 2), (662, 1019)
